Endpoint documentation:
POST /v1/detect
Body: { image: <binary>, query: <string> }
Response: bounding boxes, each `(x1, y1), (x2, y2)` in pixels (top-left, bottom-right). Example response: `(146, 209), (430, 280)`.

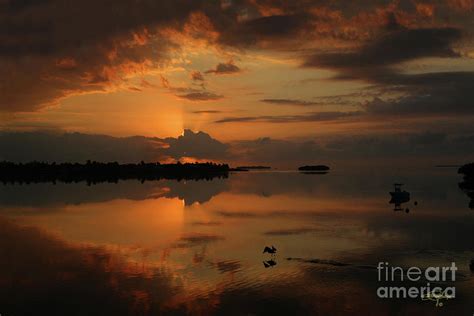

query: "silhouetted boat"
(389, 183), (410, 211)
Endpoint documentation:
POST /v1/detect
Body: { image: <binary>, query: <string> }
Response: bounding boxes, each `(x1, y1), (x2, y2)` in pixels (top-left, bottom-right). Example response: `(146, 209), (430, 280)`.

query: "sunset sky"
(1, 0), (474, 166)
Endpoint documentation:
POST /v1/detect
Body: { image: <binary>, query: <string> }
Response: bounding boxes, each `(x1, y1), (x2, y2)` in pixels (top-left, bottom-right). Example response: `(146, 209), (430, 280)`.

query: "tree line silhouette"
(0, 161), (229, 185)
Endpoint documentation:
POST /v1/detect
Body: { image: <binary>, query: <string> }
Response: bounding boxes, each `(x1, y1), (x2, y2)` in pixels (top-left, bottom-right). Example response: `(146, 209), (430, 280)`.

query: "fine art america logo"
(377, 262), (457, 307)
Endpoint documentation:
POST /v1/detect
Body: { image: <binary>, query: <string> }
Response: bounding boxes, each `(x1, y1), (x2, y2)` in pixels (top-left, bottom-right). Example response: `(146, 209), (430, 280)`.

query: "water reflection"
(0, 168), (473, 315)
(459, 178), (474, 210)
(0, 177), (228, 210)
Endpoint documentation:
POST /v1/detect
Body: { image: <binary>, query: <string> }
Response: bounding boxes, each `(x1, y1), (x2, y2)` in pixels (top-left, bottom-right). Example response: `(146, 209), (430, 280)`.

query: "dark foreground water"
(1, 167), (473, 315)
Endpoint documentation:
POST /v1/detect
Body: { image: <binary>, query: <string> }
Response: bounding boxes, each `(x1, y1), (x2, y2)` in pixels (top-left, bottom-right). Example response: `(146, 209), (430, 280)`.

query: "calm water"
(1, 168), (473, 315)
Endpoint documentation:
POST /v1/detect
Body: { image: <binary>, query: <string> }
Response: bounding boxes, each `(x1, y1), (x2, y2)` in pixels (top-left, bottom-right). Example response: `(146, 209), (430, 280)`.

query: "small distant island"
(0, 161), (229, 185)
(298, 165), (330, 171)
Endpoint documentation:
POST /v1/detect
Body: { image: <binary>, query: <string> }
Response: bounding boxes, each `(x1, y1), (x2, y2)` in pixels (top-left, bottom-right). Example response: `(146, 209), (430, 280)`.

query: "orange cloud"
(447, 0), (474, 10)
(415, 3), (435, 17)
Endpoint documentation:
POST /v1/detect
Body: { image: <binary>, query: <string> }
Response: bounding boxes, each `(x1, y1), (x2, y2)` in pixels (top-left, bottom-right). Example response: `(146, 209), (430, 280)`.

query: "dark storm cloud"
(260, 99), (323, 106)
(227, 130), (474, 165)
(241, 14), (309, 37)
(229, 137), (324, 164)
(303, 26), (462, 71)
(217, 13), (313, 47)
(323, 131), (474, 158)
(302, 19), (474, 118)
(205, 61), (241, 75)
(215, 111), (362, 123)
(360, 71), (474, 117)
(0, 131), (167, 163)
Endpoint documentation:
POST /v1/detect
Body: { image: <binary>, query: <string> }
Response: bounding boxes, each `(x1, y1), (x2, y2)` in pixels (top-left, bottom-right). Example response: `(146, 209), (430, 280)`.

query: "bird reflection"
(389, 183), (411, 212)
(263, 259), (277, 268)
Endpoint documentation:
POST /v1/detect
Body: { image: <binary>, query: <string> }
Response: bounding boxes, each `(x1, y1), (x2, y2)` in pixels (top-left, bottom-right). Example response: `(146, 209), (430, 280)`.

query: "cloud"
(215, 111), (362, 123)
(229, 137), (324, 164)
(0, 0), (211, 111)
(165, 129), (228, 160)
(227, 130), (474, 166)
(178, 91), (223, 101)
(301, 19), (474, 119)
(447, 0), (474, 11)
(358, 71), (474, 118)
(159, 75), (223, 101)
(303, 26), (462, 72)
(2, 0), (474, 113)
(0, 131), (166, 163)
(205, 61), (241, 75)
(140, 79), (158, 89)
(1, 128), (474, 167)
(192, 221), (222, 226)
(260, 99), (323, 106)
(217, 13), (313, 47)
(0, 129), (228, 163)
(364, 72), (474, 117)
(190, 71), (205, 81)
(192, 110), (223, 114)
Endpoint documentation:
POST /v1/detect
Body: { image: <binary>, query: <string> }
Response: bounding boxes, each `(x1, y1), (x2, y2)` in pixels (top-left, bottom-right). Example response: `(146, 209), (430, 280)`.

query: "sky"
(1, 0), (474, 166)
